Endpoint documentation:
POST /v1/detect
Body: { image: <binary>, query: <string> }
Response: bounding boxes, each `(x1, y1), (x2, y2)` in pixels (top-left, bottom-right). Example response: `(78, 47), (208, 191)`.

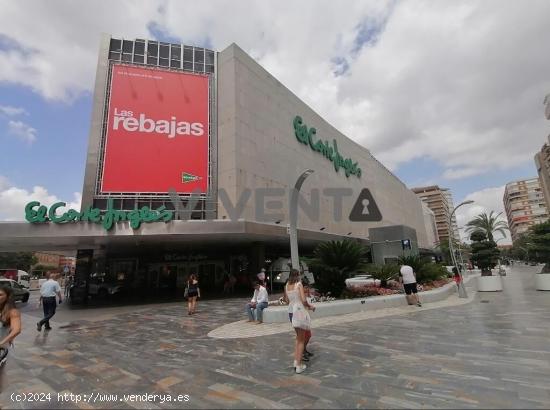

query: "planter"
(477, 275), (503, 292)
(535, 273), (550, 291)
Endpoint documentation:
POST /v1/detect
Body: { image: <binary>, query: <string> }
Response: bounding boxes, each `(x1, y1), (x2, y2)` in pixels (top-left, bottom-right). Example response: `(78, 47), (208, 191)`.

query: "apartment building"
(503, 178), (548, 243)
(412, 186), (458, 243)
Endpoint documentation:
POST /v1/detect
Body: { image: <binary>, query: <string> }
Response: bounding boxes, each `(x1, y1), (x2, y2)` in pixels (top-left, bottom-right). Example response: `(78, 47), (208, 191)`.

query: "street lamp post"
(449, 200), (474, 298)
(289, 170), (314, 270)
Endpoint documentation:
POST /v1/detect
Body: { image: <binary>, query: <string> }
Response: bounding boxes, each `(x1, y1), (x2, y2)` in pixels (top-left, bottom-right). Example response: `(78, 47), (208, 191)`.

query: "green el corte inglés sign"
(25, 199), (174, 231)
(293, 115), (362, 178)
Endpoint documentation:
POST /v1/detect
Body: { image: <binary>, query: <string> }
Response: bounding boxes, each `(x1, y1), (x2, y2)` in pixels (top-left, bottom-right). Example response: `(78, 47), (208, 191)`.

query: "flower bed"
(341, 278), (452, 299)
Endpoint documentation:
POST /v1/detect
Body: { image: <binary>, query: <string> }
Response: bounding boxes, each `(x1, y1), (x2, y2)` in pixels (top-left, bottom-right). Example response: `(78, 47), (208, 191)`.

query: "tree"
(0, 252), (37, 272)
(469, 231), (500, 276)
(527, 221), (550, 272)
(511, 233), (531, 261)
(307, 240), (367, 296)
(465, 211), (509, 242)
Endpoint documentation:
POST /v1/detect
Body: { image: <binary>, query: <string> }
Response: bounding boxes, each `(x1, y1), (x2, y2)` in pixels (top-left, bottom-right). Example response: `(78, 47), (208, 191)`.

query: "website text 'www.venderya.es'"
(57, 392), (190, 404)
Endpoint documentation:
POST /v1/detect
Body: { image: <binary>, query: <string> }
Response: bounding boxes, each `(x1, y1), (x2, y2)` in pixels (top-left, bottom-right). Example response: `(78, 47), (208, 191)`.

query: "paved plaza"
(1, 265), (550, 409)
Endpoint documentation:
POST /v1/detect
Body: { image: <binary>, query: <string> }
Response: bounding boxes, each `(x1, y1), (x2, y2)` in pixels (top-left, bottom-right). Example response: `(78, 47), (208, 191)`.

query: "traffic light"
(401, 239), (411, 250)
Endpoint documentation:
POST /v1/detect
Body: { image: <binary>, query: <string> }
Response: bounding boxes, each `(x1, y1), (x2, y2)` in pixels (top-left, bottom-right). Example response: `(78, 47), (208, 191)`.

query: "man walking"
(399, 264), (422, 307)
(245, 281), (269, 324)
(37, 273), (63, 331)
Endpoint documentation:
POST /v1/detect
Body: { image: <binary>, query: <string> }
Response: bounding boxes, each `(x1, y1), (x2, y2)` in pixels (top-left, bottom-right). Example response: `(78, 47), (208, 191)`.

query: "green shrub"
(416, 263), (447, 284)
(308, 239), (368, 297)
(310, 264), (347, 297)
(369, 263), (400, 285)
(398, 255), (430, 273)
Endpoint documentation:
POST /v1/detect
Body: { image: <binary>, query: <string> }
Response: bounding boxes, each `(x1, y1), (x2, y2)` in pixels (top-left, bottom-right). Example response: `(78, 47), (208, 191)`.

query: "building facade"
(534, 136), (550, 210)
(1, 35), (432, 301)
(421, 201), (439, 248)
(503, 178), (548, 243)
(412, 185), (457, 244)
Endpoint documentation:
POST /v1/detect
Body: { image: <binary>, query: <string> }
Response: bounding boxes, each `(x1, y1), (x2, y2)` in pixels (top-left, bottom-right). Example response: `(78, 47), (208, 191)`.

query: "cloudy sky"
(1, 0), (550, 244)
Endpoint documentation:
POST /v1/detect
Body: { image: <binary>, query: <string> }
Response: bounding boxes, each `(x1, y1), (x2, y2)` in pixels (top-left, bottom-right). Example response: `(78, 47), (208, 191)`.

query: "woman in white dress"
(284, 269), (315, 374)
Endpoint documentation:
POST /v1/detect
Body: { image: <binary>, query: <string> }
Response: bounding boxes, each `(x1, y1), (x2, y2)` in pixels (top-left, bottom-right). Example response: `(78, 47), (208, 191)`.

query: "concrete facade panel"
(218, 44), (429, 247)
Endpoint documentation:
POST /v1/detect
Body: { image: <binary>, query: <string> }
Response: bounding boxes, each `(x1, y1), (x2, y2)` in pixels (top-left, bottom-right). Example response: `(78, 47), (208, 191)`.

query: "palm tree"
(312, 240), (366, 273)
(307, 239), (367, 296)
(465, 211), (508, 242)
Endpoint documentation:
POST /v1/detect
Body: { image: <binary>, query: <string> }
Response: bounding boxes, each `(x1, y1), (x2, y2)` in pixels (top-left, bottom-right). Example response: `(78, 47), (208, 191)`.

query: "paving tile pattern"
(1, 265), (550, 409)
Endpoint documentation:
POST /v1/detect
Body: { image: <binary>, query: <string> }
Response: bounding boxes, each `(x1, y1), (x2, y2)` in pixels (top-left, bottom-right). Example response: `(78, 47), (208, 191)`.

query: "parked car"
(0, 269), (31, 288)
(0, 278), (30, 303)
(345, 274), (381, 288)
(87, 278), (123, 298)
(70, 277), (123, 299)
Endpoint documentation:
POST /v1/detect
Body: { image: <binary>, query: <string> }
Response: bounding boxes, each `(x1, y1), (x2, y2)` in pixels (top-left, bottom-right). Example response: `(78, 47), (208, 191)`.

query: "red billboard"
(101, 64), (209, 193)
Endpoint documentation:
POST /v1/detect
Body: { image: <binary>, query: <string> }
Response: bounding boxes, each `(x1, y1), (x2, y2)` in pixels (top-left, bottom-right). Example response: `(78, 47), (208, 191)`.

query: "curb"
(262, 273), (478, 323)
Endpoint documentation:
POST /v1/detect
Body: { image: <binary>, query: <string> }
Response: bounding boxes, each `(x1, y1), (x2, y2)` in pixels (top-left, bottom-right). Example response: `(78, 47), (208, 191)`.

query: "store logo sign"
(24, 188), (383, 231)
(24, 200), (173, 231)
(182, 172), (202, 183)
(293, 116), (362, 178)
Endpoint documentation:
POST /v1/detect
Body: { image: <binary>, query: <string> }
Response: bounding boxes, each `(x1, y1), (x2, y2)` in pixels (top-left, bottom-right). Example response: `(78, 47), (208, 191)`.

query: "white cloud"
(7, 120), (37, 143)
(0, 0), (162, 101)
(0, 181), (81, 221)
(454, 185), (511, 245)
(0, 105), (27, 116)
(0, 0), (549, 182)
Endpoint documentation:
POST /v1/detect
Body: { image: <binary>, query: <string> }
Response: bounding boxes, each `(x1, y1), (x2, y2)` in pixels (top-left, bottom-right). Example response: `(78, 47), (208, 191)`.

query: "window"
(134, 41), (145, 55)
(109, 39), (122, 52)
(122, 53), (132, 62)
(93, 199), (107, 209)
(171, 45), (181, 59)
(138, 200), (150, 208)
(122, 40), (133, 54)
(159, 58), (169, 67)
(109, 52), (121, 61)
(122, 199), (135, 210)
(206, 50), (214, 65)
(147, 42), (158, 57)
(183, 61), (193, 70)
(133, 54), (144, 63)
(159, 44), (170, 59)
(194, 48), (204, 63)
(183, 46), (193, 62)
(171, 44), (181, 68)
(147, 56), (157, 65)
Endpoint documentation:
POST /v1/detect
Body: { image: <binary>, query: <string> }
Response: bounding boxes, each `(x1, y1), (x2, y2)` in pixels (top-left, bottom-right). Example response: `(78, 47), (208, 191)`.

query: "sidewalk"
(2, 265), (550, 409)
